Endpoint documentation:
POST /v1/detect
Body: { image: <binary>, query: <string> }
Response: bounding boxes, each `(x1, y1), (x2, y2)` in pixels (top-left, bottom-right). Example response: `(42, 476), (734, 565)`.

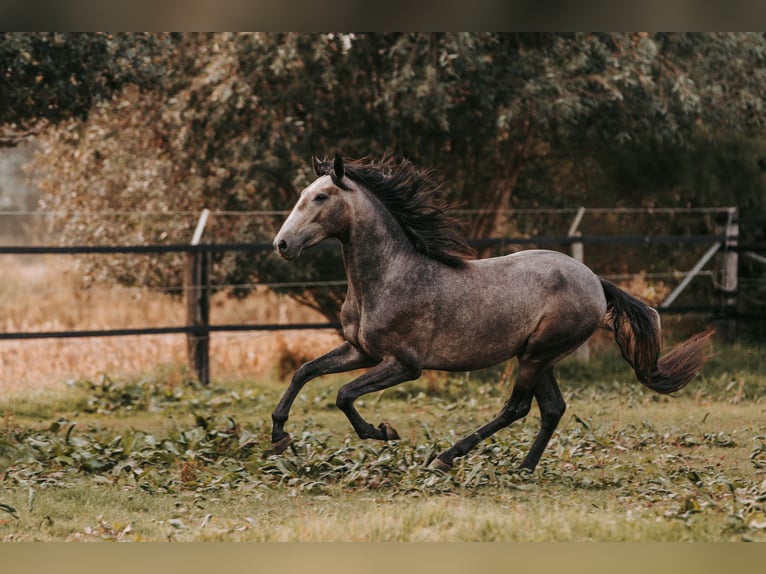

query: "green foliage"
(0, 32), (174, 132)
(1, 357), (765, 540)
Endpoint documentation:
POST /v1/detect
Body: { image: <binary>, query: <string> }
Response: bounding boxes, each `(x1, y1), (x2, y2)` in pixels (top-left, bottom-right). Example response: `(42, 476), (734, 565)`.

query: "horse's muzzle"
(273, 236), (299, 260)
(274, 226), (324, 260)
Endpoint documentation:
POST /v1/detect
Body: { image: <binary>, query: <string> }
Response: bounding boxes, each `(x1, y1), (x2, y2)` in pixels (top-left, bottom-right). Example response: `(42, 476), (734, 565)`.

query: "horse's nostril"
(277, 239), (288, 253)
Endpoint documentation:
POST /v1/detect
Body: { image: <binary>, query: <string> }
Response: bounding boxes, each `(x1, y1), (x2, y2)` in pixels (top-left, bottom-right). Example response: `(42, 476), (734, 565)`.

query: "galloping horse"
(270, 154), (712, 472)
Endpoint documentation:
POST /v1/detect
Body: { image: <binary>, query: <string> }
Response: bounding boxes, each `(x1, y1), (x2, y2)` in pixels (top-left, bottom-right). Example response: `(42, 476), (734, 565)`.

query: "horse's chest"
(342, 283), (432, 360)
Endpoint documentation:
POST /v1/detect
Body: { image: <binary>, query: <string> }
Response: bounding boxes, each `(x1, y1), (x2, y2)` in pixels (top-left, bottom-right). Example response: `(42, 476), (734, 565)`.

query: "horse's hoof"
(378, 422), (400, 441)
(270, 434), (292, 455)
(429, 457), (452, 472)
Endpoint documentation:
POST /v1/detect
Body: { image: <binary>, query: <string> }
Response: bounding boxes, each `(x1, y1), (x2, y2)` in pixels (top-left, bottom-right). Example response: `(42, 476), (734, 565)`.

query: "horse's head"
(274, 155), (351, 260)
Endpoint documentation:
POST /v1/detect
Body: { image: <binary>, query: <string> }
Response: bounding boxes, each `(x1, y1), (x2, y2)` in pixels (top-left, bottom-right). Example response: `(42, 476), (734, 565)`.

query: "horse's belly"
(422, 317), (531, 371)
(424, 346), (521, 372)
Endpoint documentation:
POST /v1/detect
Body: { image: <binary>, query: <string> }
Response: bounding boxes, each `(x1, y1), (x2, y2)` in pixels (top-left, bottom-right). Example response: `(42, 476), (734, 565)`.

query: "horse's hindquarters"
(421, 251), (606, 371)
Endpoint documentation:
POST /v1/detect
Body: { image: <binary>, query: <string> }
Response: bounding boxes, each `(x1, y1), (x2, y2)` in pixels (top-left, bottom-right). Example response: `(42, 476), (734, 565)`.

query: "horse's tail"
(600, 279), (713, 394)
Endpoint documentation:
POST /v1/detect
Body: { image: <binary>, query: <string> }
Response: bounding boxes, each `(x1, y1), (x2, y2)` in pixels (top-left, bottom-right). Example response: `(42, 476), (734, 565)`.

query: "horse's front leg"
(270, 342), (376, 454)
(335, 356), (421, 441)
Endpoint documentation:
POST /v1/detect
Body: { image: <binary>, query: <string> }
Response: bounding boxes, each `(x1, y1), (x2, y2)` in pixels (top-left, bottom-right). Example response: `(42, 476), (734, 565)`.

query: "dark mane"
(314, 155), (475, 267)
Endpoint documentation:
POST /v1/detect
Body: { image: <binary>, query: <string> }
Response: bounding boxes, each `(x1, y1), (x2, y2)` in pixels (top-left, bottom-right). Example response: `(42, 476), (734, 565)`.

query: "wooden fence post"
(714, 207), (739, 343)
(186, 209), (211, 385)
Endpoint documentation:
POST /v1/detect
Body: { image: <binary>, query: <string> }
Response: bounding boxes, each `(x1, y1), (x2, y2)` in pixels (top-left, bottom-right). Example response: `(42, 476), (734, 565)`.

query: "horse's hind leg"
(520, 368), (566, 471)
(432, 361), (543, 471)
(431, 312), (598, 472)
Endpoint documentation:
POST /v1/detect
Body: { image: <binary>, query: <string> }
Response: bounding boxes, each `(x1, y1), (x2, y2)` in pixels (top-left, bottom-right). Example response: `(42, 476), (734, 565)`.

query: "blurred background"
(1, 32), (765, 390)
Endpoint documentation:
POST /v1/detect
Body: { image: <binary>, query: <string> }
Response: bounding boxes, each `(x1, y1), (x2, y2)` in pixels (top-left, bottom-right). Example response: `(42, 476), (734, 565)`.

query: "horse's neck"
(341, 192), (418, 297)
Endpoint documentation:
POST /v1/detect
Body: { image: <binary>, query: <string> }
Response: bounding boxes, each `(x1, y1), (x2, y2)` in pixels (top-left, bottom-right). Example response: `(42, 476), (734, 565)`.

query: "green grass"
(1, 345), (765, 541)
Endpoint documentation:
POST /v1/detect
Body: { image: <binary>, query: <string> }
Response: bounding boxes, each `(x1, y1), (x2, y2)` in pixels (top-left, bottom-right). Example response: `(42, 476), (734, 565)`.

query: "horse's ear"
(311, 154), (321, 176)
(333, 154), (344, 180)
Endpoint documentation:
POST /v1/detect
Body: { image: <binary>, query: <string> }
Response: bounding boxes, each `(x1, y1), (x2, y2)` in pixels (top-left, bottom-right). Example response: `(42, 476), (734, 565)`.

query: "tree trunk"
(470, 120), (535, 259)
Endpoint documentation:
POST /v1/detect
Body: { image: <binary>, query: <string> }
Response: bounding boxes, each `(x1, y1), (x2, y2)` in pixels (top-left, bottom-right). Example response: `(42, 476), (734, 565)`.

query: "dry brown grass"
(1, 256), (341, 397)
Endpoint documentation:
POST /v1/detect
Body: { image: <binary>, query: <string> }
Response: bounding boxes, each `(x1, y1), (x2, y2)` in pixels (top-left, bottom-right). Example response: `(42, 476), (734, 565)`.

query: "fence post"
(569, 207), (589, 362)
(714, 207), (739, 343)
(186, 209), (211, 385)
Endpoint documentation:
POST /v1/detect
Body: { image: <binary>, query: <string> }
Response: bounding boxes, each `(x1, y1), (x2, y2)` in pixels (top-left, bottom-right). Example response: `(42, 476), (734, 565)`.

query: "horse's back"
(472, 250), (604, 305)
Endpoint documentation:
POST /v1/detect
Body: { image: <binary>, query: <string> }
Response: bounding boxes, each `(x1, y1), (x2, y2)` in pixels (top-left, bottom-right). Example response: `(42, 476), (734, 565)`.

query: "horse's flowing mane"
(314, 155), (475, 268)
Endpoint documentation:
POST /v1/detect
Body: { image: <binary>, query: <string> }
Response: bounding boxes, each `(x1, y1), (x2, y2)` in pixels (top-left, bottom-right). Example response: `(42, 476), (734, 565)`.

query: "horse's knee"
(291, 362), (312, 385)
(336, 387), (354, 411)
(546, 392), (567, 418)
(554, 398), (566, 418)
(541, 401), (566, 428)
(501, 397), (532, 423)
(515, 399), (533, 419)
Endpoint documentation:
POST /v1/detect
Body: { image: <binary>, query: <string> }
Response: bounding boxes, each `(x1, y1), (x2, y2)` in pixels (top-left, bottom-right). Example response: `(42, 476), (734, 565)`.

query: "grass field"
(1, 256), (765, 541)
(1, 345), (765, 542)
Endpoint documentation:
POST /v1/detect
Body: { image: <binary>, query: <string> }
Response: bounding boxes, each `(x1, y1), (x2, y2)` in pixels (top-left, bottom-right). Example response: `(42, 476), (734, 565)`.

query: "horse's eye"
(314, 193), (329, 203)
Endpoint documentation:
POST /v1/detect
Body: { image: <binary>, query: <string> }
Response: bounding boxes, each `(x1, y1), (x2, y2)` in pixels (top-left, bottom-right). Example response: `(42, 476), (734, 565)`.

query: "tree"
(0, 32), (174, 147)
(26, 33), (766, 321)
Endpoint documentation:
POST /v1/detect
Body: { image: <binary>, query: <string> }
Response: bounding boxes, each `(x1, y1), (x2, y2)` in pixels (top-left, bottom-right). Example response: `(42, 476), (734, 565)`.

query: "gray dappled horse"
(271, 155), (712, 473)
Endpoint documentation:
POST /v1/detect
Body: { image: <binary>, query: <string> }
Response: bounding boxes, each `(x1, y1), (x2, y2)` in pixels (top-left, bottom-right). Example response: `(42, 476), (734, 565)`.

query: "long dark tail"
(601, 279), (713, 394)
